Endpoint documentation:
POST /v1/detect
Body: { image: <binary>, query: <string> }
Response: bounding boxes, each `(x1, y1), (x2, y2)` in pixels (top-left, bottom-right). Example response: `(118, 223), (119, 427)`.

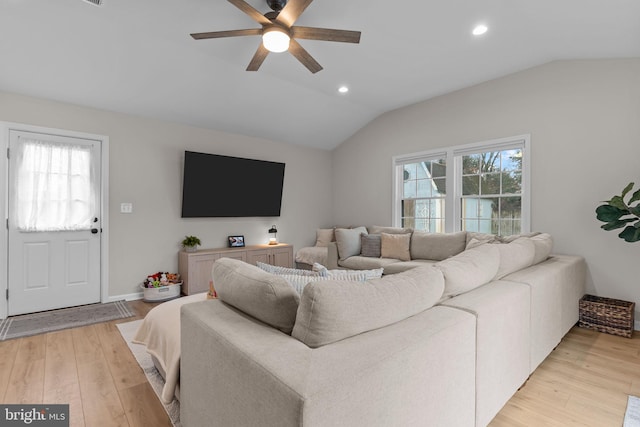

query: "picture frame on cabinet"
(228, 235), (245, 248)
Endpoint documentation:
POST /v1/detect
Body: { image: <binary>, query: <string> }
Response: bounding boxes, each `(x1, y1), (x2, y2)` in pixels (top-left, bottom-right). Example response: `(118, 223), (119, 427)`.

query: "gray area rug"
(0, 300), (133, 341)
(625, 395), (640, 427)
(117, 319), (181, 427)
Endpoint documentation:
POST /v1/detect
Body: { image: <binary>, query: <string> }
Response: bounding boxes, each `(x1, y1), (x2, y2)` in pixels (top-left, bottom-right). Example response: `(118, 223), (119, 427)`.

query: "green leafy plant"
(181, 235), (201, 248)
(595, 182), (640, 242)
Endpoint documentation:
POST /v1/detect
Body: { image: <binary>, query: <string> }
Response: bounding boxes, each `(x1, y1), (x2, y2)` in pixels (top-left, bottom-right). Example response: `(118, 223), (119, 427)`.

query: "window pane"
(402, 217), (415, 229)
(481, 152), (500, 172)
(16, 140), (92, 231)
(500, 196), (522, 217)
(502, 171), (522, 194)
(462, 219), (477, 232)
(403, 164), (416, 181)
(416, 179), (432, 197)
(461, 198), (481, 218)
(402, 199), (415, 217)
(403, 180), (416, 198)
(413, 219), (427, 231)
(500, 149), (522, 171)
(431, 159), (446, 177)
(462, 154), (481, 174)
(416, 162), (429, 179)
(462, 176), (479, 195)
(480, 173), (500, 195)
(433, 178), (446, 195)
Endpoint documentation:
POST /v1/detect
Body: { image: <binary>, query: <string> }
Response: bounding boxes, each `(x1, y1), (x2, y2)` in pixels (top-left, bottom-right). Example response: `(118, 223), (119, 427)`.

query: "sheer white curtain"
(14, 139), (93, 231)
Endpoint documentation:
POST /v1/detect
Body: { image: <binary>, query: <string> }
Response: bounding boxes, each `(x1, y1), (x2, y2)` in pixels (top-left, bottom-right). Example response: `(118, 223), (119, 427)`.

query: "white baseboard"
(107, 292), (143, 303)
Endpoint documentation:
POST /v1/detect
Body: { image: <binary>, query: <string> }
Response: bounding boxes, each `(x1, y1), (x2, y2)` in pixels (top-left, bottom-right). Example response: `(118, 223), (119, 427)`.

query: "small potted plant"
(182, 235), (202, 252)
(595, 182), (640, 242)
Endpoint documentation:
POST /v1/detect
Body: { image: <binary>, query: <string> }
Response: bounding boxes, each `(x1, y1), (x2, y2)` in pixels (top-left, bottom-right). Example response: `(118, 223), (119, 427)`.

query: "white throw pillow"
(279, 274), (338, 295)
(312, 262), (383, 280)
(435, 244), (500, 298)
(256, 261), (321, 277)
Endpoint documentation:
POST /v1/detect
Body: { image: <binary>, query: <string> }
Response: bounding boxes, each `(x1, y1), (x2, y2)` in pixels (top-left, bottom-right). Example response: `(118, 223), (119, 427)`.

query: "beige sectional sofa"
(180, 231), (586, 427)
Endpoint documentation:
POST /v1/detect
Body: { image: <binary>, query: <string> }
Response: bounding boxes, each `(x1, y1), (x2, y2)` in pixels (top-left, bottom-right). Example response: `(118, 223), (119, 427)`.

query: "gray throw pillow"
(360, 233), (381, 257)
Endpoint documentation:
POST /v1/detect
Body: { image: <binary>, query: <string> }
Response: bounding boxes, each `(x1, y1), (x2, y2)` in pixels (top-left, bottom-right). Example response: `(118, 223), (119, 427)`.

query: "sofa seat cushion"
(410, 231), (467, 261)
(382, 259), (438, 275)
(338, 256), (402, 270)
(212, 257), (300, 334)
(292, 265), (445, 348)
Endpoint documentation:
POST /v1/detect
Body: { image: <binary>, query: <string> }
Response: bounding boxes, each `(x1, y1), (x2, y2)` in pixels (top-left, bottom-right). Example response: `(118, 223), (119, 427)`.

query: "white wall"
(0, 91), (333, 298)
(333, 59), (640, 317)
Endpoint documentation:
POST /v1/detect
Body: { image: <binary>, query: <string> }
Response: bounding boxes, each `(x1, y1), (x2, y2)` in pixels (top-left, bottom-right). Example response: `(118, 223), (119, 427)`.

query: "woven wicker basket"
(578, 294), (635, 338)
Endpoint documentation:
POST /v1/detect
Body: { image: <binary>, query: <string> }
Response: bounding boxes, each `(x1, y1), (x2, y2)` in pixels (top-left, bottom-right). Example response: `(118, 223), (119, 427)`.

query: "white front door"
(7, 130), (102, 316)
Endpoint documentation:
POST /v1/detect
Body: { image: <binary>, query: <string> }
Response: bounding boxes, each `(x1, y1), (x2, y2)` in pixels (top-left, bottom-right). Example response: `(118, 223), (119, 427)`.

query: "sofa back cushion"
(410, 231), (467, 261)
(212, 258), (300, 334)
(335, 227), (368, 260)
(435, 244), (500, 298)
(530, 233), (553, 264)
(292, 265), (445, 348)
(494, 237), (536, 279)
(367, 225), (413, 235)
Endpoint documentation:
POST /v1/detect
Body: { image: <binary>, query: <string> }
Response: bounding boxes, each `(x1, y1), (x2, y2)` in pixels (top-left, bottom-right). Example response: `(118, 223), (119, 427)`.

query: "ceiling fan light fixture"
(472, 24), (488, 36)
(262, 27), (290, 53)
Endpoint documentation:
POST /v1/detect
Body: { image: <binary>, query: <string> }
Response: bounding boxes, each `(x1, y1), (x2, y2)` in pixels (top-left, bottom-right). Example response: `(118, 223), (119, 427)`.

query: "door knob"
(91, 228), (99, 234)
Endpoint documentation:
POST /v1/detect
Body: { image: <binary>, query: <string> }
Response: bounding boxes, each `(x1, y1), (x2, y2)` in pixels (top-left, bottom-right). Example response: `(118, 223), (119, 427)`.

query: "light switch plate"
(120, 203), (133, 213)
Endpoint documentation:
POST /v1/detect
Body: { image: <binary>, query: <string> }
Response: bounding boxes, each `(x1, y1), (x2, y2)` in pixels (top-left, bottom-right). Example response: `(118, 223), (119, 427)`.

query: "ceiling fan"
(190, 0), (361, 73)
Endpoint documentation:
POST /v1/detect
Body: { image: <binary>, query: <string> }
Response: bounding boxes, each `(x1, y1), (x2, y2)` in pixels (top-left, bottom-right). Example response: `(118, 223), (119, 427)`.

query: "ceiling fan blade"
(291, 26), (361, 43)
(288, 39), (322, 73)
(246, 43), (270, 71)
(276, 0), (313, 27)
(191, 29), (262, 40)
(228, 0), (272, 26)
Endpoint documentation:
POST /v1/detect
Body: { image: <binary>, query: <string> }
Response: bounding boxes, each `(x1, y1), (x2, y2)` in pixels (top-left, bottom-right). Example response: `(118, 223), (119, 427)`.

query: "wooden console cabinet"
(178, 243), (293, 295)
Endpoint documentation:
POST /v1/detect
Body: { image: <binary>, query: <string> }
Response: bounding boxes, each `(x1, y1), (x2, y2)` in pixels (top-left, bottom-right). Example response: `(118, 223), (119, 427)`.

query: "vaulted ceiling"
(2, 0), (639, 150)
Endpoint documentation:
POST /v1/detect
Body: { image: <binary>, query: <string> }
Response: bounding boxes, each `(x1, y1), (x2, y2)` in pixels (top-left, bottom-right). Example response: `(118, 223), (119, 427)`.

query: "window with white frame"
(393, 135), (530, 236)
(398, 156), (447, 233)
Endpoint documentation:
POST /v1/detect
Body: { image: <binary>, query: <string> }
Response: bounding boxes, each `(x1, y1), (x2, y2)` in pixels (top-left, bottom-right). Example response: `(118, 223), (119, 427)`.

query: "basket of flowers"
(141, 272), (182, 302)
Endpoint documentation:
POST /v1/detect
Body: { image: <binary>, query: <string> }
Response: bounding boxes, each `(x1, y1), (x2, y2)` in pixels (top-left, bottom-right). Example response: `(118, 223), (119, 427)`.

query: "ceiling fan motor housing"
(266, 0), (287, 12)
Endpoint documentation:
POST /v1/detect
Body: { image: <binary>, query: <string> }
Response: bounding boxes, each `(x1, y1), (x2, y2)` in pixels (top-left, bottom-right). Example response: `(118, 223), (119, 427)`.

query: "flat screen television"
(181, 151), (285, 218)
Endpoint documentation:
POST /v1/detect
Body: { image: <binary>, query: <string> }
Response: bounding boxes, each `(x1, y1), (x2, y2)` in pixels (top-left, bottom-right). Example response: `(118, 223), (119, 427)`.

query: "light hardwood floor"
(0, 300), (171, 427)
(1, 300), (638, 426)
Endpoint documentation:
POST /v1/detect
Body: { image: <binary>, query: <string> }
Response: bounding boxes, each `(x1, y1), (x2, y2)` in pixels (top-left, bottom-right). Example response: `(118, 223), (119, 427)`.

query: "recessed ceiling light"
(338, 86), (349, 94)
(472, 24), (488, 36)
